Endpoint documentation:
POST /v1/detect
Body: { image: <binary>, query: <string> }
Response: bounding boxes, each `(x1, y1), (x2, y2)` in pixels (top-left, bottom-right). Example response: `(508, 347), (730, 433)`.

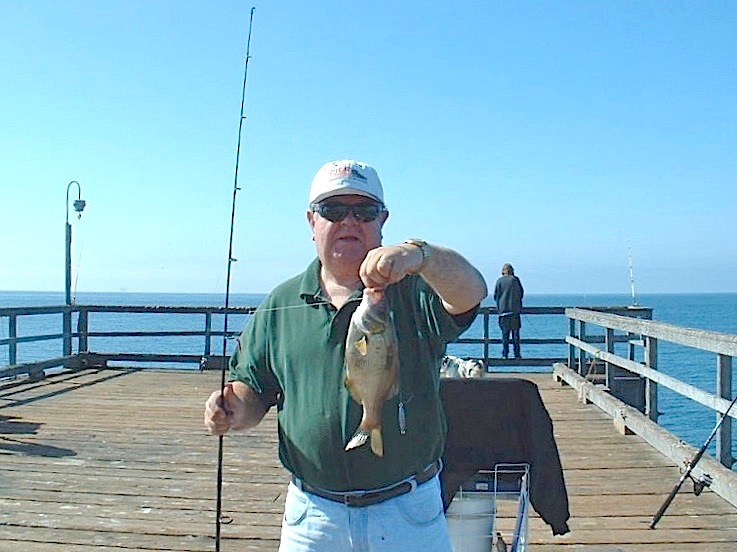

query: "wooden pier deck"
(2, 367), (737, 551)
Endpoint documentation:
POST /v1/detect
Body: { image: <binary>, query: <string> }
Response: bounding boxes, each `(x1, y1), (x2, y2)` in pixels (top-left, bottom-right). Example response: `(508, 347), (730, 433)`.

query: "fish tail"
(370, 426), (384, 457)
(345, 427), (370, 451)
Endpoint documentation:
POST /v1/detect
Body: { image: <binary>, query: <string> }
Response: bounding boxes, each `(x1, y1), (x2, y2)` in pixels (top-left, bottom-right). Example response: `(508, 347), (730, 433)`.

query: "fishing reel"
(680, 457), (713, 496)
(690, 473), (712, 496)
(682, 462), (713, 496)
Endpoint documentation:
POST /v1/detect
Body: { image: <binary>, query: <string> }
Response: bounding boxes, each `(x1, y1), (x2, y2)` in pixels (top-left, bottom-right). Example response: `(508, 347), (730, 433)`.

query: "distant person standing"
(493, 263), (524, 359)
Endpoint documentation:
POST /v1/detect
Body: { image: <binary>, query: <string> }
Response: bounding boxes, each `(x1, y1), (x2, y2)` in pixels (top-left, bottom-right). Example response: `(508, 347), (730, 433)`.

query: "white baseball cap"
(308, 160), (384, 205)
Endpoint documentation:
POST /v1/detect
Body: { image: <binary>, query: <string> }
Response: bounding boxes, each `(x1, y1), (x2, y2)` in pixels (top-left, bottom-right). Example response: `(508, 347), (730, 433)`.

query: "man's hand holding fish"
(361, 242), (487, 315)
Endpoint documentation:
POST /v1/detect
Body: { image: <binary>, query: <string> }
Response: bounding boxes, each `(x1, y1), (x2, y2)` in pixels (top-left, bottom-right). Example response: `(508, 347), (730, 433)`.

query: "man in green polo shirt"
(204, 159), (487, 551)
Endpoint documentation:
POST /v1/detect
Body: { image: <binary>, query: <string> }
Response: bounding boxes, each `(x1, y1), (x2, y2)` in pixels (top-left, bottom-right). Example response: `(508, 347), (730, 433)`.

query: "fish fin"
(355, 336), (368, 355)
(345, 428), (369, 451)
(370, 427), (384, 457)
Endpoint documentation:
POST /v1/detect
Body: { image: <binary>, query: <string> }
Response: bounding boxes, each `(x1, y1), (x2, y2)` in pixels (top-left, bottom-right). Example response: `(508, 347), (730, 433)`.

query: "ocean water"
(2, 290), (737, 462)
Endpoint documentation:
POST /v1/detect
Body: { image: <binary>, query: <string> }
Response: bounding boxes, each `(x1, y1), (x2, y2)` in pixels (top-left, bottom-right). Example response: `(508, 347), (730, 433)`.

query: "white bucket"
(446, 493), (495, 552)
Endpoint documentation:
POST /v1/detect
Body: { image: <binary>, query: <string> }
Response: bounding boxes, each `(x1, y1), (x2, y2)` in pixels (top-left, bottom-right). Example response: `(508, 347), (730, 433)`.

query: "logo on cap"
(329, 163), (367, 181)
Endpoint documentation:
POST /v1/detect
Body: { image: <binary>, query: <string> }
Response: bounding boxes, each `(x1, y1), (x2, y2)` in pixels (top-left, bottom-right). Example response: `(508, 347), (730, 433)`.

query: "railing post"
(717, 353), (734, 467)
(645, 336), (658, 422)
(204, 312), (212, 357)
(577, 321), (587, 375)
(567, 317), (575, 370)
(63, 306), (72, 357)
(605, 328), (614, 388)
(78, 308), (88, 352)
(8, 314), (17, 365)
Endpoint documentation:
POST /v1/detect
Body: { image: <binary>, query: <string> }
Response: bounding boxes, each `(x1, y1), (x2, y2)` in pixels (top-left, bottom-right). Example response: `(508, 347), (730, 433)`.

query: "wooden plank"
(0, 355), (75, 379)
(0, 526), (277, 552)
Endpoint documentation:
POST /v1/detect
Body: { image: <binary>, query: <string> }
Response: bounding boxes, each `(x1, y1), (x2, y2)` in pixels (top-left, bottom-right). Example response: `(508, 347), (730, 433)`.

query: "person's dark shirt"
(493, 274), (524, 315)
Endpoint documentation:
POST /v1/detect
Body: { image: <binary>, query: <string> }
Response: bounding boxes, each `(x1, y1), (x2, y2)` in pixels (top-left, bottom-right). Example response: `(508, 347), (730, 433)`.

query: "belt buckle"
(344, 492), (368, 507)
(343, 485), (397, 507)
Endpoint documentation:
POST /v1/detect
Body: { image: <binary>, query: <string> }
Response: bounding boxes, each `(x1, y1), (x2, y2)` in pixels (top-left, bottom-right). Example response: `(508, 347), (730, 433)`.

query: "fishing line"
(215, 7), (255, 551)
(521, 312), (541, 333)
(248, 300), (332, 314)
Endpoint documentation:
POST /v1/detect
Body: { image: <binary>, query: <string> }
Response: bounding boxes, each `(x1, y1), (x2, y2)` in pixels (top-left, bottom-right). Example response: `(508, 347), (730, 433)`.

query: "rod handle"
(649, 478), (684, 529)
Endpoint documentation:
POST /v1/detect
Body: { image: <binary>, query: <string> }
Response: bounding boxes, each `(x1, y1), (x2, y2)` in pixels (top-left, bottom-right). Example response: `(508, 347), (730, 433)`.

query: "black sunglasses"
(311, 201), (385, 223)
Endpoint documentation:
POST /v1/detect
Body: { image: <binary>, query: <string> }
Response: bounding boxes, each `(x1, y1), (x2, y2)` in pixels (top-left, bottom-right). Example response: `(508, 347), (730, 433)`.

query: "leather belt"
(291, 460), (441, 507)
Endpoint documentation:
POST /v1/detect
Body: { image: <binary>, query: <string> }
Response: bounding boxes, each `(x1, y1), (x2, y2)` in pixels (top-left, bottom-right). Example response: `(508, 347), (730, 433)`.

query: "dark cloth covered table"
(440, 378), (571, 536)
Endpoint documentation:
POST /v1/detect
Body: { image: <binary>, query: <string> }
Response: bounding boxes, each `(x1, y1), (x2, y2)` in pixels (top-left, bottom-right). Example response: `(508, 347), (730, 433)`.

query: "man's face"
(307, 195), (388, 268)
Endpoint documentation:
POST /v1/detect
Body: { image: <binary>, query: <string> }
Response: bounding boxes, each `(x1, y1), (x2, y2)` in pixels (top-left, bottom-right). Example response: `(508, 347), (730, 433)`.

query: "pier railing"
(0, 303), (650, 380)
(0, 304), (256, 379)
(559, 307), (737, 507)
(466, 305), (652, 369)
(563, 307), (737, 466)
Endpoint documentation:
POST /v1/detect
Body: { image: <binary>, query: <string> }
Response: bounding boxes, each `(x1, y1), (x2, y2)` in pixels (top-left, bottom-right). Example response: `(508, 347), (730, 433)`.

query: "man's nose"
(340, 211), (362, 223)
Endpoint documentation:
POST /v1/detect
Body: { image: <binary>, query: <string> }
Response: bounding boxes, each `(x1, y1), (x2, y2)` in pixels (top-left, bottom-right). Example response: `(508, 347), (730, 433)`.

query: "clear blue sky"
(1, 1), (735, 295)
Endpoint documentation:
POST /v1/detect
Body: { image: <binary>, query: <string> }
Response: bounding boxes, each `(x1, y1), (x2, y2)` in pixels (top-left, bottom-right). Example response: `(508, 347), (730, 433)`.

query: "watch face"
(404, 240), (429, 270)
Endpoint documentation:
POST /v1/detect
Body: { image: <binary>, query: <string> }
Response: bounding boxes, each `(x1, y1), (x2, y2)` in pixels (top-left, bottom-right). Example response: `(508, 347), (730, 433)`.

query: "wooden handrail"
(565, 307), (737, 470)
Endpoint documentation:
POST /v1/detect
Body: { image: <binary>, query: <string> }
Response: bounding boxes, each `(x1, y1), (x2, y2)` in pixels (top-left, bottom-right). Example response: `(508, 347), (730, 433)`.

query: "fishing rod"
(215, 7), (255, 551)
(628, 242), (637, 307)
(649, 392), (737, 529)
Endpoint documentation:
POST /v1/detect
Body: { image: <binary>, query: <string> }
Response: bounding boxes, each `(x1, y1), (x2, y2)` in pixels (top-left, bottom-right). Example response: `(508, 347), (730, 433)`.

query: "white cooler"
(446, 473), (496, 552)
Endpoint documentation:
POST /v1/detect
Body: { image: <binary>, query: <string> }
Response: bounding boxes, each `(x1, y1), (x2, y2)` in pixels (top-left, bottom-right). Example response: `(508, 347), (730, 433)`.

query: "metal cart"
(446, 463), (530, 552)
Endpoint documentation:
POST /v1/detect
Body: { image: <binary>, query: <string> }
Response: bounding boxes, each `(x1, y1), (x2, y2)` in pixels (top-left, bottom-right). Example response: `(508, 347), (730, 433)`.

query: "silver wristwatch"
(403, 239), (430, 273)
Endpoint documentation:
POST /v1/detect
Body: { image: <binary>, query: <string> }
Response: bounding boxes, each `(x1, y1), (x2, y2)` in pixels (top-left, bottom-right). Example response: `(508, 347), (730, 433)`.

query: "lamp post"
(65, 181), (86, 305)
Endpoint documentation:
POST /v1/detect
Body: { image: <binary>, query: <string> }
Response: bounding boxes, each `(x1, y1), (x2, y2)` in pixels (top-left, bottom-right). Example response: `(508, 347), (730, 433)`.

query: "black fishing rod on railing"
(649, 391), (737, 529)
(216, 7), (256, 551)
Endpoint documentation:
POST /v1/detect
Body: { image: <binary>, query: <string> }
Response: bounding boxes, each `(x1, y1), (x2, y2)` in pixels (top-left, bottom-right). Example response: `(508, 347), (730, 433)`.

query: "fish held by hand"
(344, 288), (400, 457)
